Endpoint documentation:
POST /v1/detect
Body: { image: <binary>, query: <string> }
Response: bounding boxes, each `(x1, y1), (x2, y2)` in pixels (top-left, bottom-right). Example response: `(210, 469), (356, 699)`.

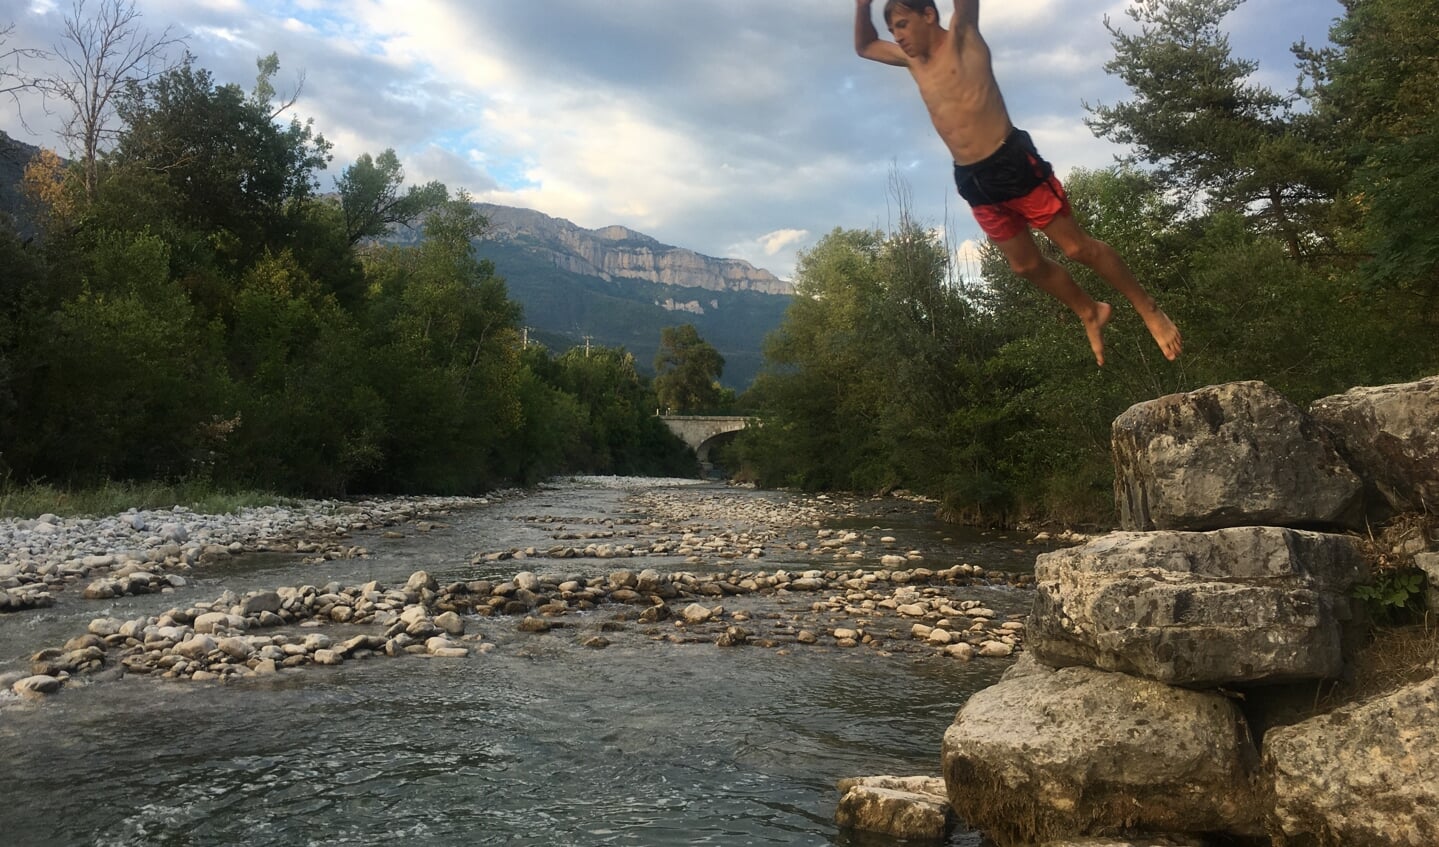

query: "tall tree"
(42, 0), (184, 200)
(1300, 0), (1439, 317)
(1086, 0), (1341, 260)
(654, 324), (725, 414)
(336, 149), (448, 245)
(109, 58), (332, 273)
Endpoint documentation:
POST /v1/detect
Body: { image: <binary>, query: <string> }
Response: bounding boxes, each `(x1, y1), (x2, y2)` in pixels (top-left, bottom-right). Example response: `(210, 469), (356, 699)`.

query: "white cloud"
(758, 229), (810, 256)
(0, 0), (1342, 279)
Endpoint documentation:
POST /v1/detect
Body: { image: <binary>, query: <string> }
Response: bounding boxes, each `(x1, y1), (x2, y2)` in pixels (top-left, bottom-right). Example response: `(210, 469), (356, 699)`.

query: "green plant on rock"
(1354, 568), (1428, 625)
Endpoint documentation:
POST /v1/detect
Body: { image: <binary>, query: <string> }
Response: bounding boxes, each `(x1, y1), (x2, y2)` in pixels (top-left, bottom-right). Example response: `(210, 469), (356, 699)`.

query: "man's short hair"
(883, 0), (939, 25)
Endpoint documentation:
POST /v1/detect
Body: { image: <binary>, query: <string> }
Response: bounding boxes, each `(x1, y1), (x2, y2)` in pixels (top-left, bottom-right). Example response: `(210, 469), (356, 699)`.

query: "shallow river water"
(0, 479), (1047, 846)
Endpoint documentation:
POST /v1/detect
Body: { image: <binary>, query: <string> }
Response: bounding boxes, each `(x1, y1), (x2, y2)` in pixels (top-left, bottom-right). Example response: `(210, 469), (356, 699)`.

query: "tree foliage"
(653, 324), (726, 414)
(0, 45), (692, 494)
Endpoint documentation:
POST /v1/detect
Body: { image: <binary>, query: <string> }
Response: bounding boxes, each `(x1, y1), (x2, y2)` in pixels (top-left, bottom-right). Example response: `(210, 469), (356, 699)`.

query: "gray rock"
(240, 591), (283, 616)
(1418, 552), (1439, 616)
(13, 675), (63, 698)
(1309, 375), (1439, 518)
(158, 522), (189, 543)
(404, 570), (437, 592)
(193, 612), (244, 634)
(1030, 528), (1367, 687)
(217, 637), (253, 660)
(941, 656), (1262, 847)
(1112, 381), (1363, 531)
(1264, 677), (1439, 846)
(175, 636), (216, 660)
(835, 783), (953, 844)
(513, 571), (541, 592)
(681, 603), (713, 624)
(433, 611), (465, 636)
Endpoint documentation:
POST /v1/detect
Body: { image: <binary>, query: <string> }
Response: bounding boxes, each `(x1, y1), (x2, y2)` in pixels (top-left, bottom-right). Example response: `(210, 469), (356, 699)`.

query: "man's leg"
(992, 228), (1113, 366)
(1040, 214), (1182, 361)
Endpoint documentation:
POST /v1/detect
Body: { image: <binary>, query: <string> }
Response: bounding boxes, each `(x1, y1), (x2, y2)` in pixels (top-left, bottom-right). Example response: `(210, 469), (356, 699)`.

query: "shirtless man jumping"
(854, 0), (1182, 366)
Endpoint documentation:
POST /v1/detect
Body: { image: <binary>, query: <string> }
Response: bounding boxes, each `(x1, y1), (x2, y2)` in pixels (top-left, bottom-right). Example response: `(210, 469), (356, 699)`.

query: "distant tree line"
(0, 3), (695, 495)
(736, 0), (1439, 526)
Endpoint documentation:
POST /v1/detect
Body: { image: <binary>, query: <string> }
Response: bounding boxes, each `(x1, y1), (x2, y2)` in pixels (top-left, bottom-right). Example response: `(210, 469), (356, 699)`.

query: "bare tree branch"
(38, 0), (186, 199)
(1, 22), (51, 132)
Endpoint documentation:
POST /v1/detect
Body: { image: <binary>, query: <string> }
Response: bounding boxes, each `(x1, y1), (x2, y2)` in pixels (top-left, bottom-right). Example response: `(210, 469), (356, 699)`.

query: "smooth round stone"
(13, 675), (63, 698)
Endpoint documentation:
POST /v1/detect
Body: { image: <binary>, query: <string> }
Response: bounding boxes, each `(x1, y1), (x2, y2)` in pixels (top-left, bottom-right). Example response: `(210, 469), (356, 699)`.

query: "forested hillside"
(736, 0), (1439, 526)
(0, 53), (696, 496)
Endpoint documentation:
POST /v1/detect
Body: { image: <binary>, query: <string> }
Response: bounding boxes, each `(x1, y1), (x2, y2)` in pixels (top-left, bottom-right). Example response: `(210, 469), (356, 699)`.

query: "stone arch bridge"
(659, 415), (752, 465)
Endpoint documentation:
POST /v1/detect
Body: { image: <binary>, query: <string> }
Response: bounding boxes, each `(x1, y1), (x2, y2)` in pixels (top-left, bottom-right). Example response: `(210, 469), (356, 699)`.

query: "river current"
(0, 478), (1046, 846)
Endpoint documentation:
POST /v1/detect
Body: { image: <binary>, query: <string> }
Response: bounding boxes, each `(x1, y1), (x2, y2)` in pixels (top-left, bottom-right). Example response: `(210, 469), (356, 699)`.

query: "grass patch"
(0, 479), (294, 520)
(1322, 622), (1439, 712)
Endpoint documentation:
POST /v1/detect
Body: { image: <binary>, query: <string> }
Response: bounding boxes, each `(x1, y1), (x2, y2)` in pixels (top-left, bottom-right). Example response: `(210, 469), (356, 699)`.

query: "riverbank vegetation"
(735, 0), (1439, 526)
(0, 10), (695, 500)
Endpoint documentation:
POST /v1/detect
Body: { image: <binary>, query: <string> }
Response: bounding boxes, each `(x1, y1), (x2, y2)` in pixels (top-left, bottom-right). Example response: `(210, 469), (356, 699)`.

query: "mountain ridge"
(474, 202), (794, 297)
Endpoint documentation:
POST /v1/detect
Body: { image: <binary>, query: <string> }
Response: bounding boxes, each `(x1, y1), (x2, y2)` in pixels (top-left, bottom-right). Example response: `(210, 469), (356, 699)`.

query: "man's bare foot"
(1083, 301), (1113, 366)
(1141, 307), (1183, 361)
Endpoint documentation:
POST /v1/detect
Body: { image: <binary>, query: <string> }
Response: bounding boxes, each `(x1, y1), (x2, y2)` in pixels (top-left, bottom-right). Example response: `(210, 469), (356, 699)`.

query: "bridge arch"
(659, 415), (752, 466)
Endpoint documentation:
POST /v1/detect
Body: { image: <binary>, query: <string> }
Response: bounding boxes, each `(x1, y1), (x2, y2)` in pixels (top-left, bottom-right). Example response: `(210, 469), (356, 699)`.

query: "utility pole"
(583, 335), (593, 357)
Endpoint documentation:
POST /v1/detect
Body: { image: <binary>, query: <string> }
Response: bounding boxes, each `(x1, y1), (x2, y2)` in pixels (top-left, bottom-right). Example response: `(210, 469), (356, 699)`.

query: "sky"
(2, 0), (1344, 280)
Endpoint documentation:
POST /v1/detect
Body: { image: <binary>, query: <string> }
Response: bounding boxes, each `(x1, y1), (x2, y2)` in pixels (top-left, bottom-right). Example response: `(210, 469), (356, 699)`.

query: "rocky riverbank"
(3, 478), (1043, 703)
(0, 494), (509, 613)
(937, 377), (1439, 847)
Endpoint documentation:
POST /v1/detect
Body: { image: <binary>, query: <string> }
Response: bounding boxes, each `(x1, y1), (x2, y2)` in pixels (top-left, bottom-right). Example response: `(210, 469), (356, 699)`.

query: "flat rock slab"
(941, 656), (1262, 847)
(1030, 527), (1366, 687)
(1309, 375), (1439, 518)
(1264, 677), (1439, 846)
(1113, 381), (1362, 532)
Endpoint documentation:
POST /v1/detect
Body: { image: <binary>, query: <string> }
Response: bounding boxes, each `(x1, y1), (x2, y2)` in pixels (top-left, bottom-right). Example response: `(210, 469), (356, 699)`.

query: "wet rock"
(681, 603), (714, 624)
(517, 617), (552, 633)
(433, 611), (465, 636)
(193, 612), (245, 634)
(941, 656), (1262, 847)
(716, 626), (750, 647)
(14, 675), (63, 698)
(240, 591), (283, 616)
(835, 776), (954, 843)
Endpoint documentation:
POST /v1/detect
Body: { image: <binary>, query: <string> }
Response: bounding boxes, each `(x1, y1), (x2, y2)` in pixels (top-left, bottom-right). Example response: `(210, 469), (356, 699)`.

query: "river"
(0, 478), (1049, 846)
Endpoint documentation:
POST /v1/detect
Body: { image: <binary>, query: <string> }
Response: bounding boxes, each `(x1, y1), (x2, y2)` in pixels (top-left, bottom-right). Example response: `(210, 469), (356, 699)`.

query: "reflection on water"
(0, 481), (1027, 847)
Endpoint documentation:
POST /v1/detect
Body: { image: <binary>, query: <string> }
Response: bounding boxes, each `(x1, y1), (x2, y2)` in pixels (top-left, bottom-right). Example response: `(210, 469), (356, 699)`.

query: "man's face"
(887, 7), (936, 57)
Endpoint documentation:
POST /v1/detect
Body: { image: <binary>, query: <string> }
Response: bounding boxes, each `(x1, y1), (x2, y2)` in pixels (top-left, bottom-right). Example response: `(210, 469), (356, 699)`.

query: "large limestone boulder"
(1113, 381), (1363, 532)
(941, 656), (1262, 847)
(1309, 376), (1439, 518)
(1029, 528), (1366, 687)
(1264, 677), (1439, 846)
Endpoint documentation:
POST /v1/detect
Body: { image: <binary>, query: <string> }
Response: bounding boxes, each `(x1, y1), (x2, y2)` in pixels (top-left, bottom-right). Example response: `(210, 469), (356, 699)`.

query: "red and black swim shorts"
(953, 127), (1071, 242)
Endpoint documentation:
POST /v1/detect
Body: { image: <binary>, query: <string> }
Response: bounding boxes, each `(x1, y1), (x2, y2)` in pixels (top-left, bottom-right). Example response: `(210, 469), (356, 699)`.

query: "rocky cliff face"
(474, 203), (794, 296)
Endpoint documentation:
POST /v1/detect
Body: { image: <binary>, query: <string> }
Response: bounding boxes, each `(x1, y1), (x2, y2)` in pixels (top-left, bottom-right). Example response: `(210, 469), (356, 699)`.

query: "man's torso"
(907, 25), (1012, 165)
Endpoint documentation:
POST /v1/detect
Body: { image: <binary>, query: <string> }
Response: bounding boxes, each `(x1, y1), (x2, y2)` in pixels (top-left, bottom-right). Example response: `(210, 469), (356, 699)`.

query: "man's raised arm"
(952, 0), (979, 31)
(855, 0), (907, 66)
